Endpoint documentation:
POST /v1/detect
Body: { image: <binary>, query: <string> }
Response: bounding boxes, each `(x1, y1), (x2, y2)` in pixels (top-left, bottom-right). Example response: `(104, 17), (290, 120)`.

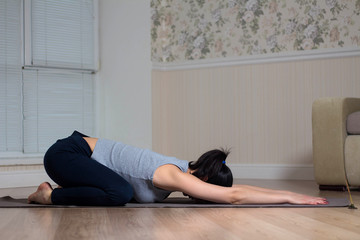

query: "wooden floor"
(0, 179), (359, 240)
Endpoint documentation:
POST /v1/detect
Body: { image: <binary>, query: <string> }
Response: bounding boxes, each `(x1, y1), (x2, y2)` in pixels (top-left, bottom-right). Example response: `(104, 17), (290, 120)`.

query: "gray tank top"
(91, 139), (188, 203)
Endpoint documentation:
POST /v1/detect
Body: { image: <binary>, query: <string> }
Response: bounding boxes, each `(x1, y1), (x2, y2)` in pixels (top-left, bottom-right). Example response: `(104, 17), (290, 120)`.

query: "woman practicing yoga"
(28, 131), (328, 206)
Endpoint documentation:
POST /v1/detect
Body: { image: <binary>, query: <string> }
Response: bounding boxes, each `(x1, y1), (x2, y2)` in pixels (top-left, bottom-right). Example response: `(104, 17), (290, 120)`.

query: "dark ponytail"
(189, 148), (233, 187)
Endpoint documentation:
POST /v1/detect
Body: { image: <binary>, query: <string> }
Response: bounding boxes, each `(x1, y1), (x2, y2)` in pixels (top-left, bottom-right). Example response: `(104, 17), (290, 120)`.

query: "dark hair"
(188, 148), (233, 187)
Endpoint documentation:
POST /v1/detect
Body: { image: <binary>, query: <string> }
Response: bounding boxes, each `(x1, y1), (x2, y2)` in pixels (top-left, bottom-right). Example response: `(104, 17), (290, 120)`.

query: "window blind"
(30, 0), (95, 70)
(23, 70), (94, 153)
(0, 0), (22, 152)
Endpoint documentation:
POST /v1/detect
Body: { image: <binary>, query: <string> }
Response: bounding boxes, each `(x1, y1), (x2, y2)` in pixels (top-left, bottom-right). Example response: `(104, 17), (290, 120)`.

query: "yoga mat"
(0, 196), (350, 208)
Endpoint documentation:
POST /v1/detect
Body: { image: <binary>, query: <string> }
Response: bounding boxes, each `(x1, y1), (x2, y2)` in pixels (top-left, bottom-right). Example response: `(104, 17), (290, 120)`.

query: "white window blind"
(28, 0), (95, 70)
(23, 70), (94, 153)
(0, 0), (22, 152)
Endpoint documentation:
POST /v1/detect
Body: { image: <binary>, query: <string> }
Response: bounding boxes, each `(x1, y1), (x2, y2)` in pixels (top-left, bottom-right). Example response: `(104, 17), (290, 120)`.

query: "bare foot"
(28, 182), (53, 204)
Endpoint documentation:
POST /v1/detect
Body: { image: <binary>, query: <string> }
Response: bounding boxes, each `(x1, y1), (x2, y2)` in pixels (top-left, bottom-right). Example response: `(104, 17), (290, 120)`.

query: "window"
(0, 0), (97, 164)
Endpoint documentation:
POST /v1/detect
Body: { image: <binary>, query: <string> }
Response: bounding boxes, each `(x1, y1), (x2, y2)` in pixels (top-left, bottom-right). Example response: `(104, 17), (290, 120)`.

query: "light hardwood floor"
(0, 179), (359, 240)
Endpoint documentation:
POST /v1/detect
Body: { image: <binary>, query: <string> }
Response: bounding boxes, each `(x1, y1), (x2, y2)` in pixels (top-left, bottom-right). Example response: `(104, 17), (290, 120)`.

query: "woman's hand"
(286, 192), (328, 205)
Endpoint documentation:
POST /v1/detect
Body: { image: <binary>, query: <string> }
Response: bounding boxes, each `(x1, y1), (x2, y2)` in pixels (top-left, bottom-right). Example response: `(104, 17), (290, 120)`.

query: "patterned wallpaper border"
(151, 0), (360, 64)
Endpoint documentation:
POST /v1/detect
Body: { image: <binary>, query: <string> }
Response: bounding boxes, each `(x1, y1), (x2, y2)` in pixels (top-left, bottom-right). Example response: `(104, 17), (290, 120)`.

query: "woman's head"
(189, 148), (233, 187)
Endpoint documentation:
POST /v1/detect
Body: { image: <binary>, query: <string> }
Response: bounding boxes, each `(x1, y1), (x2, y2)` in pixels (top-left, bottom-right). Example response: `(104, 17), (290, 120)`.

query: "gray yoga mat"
(0, 196), (350, 208)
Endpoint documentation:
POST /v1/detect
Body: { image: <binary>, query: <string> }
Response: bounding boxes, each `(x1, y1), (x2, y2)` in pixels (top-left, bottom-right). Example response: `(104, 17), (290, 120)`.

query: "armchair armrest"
(312, 98), (360, 185)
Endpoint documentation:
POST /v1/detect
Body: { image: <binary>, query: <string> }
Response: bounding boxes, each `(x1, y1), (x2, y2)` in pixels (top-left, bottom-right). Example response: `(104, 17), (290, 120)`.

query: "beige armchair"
(312, 98), (360, 190)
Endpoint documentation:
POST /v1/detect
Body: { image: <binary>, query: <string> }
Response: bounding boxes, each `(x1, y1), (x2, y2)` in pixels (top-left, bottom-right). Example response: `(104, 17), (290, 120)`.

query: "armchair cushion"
(345, 136), (360, 185)
(347, 111), (360, 134)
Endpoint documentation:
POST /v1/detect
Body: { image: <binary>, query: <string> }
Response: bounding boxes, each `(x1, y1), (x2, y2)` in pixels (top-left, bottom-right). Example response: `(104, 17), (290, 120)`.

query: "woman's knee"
(107, 183), (134, 205)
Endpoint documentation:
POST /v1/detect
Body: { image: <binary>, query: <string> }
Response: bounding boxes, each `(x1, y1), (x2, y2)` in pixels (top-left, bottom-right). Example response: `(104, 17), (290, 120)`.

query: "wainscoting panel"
(152, 56), (360, 170)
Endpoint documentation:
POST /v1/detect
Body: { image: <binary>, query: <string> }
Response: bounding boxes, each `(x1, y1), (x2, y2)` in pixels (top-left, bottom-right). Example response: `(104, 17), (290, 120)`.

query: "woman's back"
(90, 138), (188, 203)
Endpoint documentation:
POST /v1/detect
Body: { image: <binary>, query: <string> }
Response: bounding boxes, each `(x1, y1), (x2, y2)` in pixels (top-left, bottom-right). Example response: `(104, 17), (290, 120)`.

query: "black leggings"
(44, 131), (133, 206)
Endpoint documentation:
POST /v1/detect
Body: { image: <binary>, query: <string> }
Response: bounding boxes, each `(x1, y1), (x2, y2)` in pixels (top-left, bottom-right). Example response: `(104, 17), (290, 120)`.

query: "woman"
(28, 131), (328, 206)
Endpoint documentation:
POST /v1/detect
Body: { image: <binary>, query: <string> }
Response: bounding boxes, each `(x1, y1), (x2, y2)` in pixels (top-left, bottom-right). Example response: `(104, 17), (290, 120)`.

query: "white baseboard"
(0, 170), (55, 188)
(228, 164), (315, 180)
(0, 164), (314, 188)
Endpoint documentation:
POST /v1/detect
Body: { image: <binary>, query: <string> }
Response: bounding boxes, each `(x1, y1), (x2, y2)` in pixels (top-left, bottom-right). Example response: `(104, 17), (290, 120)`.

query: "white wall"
(98, 0), (152, 148)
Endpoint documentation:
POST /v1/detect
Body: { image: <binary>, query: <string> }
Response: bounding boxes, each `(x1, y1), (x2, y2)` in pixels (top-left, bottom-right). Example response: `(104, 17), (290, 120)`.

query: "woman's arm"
(153, 165), (328, 205)
(230, 185), (328, 205)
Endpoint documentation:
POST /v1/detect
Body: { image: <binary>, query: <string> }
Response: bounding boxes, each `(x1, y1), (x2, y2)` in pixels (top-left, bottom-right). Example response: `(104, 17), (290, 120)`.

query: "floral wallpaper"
(151, 0), (360, 63)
